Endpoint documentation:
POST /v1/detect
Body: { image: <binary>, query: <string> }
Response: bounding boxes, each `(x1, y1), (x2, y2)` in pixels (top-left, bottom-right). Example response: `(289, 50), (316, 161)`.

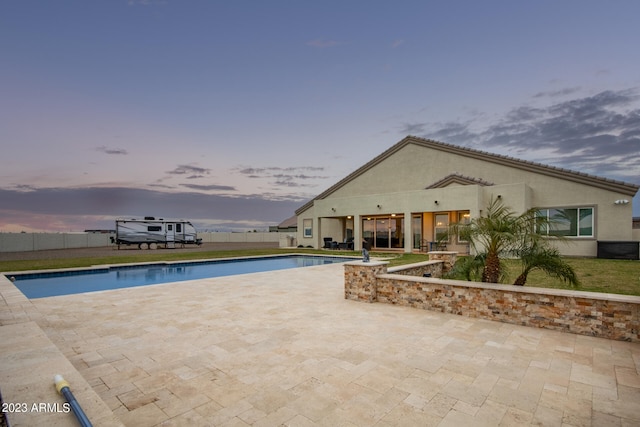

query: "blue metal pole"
(54, 375), (93, 427)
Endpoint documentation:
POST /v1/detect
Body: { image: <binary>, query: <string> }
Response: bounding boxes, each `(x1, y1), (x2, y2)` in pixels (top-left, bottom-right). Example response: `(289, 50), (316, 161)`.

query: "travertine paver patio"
(3, 262), (640, 426)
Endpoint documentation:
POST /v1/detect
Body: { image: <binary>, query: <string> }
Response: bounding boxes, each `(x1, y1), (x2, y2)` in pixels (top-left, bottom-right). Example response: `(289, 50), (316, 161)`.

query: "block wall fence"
(0, 232), (285, 253)
(344, 253), (640, 343)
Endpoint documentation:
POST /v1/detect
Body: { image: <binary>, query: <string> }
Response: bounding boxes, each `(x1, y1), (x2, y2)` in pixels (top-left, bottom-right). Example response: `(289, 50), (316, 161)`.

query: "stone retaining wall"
(387, 260), (443, 278)
(344, 260), (640, 342)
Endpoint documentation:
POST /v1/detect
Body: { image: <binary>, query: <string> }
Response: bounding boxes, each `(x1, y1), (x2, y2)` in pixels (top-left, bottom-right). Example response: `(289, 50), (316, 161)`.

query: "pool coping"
(2, 252), (360, 277)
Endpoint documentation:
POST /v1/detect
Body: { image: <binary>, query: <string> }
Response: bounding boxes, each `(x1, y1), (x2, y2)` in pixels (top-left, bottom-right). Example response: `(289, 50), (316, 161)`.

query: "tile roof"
(296, 135), (640, 215)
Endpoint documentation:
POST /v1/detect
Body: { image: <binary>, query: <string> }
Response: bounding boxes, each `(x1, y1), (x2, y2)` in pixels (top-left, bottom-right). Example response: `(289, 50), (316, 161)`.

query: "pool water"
(8, 255), (356, 299)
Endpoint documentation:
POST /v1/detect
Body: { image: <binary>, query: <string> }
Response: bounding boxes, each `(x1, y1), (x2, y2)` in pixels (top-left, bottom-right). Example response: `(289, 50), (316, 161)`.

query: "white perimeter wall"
(0, 232), (292, 253)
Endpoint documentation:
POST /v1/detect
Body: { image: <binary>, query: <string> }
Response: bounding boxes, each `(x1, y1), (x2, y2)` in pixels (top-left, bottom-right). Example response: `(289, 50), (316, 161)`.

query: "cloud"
(391, 39), (405, 48)
(306, 39), (341, 48)
(400, 122), (427, 135)
(406, 88), (640, 182)
(96, 145), (128, 155)
(0, 186), (302, 232)
(236, 166), (328, 188)
(166, 164), (212, 177)
(532, 87), (582, 98)
(179, 183), (236, 191)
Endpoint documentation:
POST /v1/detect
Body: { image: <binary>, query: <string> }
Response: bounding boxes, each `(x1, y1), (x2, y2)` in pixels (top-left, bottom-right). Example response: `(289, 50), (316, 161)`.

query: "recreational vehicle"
(114, 217), (202, 249)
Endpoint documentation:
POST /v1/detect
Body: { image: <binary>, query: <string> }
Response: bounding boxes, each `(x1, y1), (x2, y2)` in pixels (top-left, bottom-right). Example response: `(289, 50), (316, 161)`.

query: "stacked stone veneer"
(344, 259), (640, 342)
(344, 261), (388, 302)
(422, 251), (457, 273)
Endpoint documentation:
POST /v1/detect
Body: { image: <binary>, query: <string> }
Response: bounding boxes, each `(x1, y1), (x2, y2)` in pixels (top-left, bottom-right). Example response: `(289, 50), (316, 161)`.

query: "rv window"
(148, 226), (162, 232)
(176, 224), (182, 233)
(167, 224), (173, 231)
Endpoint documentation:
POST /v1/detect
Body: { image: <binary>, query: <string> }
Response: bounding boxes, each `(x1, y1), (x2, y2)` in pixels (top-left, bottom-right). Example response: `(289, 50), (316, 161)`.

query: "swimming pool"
(8, 255), (357, 299)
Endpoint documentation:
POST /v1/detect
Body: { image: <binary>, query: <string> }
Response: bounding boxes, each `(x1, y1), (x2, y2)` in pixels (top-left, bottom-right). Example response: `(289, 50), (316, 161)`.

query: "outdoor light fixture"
(434, 200), (439, 204)
(331, 208), (336, 212)
(377, 204), (381, 209)
(497, 195), (502, 199)
(614, 199), (630, 205)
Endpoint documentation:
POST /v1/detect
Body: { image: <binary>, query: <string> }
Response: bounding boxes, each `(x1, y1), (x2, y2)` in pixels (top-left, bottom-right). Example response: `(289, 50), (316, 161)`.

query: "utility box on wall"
(597, 241), (640, 260)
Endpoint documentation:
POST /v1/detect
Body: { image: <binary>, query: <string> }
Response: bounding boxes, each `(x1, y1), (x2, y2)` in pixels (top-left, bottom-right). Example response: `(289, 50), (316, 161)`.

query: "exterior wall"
(297, 206), (317, 247)
(345, 261), (640, 342)
(297, 139), (638, 255)
(0, 232), (281, 252)
(0, 232), (113, 252)
(319, 218), (345, 244)
(199, 232), (280, 243)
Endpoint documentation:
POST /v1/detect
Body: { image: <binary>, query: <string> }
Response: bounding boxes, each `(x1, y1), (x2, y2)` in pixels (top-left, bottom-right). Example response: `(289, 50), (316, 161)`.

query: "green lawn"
(501, 257), (640, 296)
(1, 249), (638, 296)
(367, 253), (640, 297)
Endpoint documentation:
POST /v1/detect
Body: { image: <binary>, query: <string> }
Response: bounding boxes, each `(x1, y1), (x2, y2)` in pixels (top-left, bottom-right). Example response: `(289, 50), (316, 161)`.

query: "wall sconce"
(614, 199), (629, 205)
(331, 207), (336, 212)
(377, 204), (381, 209)
(434, 200), (439, 205)
(497, 195), (502, 199)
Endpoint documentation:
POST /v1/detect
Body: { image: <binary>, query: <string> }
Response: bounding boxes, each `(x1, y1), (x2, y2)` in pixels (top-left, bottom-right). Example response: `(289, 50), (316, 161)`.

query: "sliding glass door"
(362, 215), (404, 249)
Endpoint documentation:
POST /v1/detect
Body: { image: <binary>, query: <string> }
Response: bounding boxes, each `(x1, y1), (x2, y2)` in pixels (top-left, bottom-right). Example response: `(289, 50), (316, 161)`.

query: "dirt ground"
(0, 242), (279, 262)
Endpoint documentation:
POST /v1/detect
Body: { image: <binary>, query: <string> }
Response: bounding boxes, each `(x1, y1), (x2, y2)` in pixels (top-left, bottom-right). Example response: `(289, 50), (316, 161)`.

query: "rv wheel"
(149, 243), (158, 250)
(139, 243), (149, 250)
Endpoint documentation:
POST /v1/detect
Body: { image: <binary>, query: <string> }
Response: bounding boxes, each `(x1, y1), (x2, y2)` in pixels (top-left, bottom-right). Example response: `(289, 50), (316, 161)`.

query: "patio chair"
(323, 237), (333, 249)
(419, 240), (434, 252)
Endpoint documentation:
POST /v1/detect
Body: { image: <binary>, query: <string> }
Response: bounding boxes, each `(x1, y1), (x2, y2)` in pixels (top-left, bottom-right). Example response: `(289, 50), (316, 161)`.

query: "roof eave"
(294, 135), (640, 214)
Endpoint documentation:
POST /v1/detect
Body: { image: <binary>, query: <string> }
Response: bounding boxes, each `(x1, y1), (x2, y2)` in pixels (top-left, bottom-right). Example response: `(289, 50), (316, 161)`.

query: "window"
(176, 224), (182, 233)
(537, 207), (593, 237)
(434, 213), (449, 242)
(412, 215), (422, 249)
(148, 226), (162, 232)
(457, 211), (471, 243)
(303, 219), (313, 238)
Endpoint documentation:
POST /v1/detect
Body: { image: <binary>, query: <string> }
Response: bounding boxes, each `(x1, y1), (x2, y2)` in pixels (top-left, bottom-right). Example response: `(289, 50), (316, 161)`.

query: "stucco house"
(295, 136), (639, 257)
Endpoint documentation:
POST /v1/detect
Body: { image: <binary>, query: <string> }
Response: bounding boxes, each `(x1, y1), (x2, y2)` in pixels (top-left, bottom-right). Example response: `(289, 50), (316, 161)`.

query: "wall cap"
(387, 260), (442, 274)
(344, 260), (389, 267)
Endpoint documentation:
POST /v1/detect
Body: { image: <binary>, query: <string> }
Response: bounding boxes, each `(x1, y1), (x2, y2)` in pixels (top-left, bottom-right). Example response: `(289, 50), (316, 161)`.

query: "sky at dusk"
(2, 1), (639, 232)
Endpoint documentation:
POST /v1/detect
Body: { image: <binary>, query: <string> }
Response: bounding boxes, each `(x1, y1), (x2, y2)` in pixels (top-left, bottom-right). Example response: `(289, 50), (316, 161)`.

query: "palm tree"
(448, 197), (578, 285)
(513, 242), (579, 286)
(450, 197), (523, 283)
(444, 252), (508, 283)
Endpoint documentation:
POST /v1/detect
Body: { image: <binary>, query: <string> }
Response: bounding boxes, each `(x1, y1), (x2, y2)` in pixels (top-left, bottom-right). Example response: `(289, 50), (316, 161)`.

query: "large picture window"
(537, 207), (593, 237)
